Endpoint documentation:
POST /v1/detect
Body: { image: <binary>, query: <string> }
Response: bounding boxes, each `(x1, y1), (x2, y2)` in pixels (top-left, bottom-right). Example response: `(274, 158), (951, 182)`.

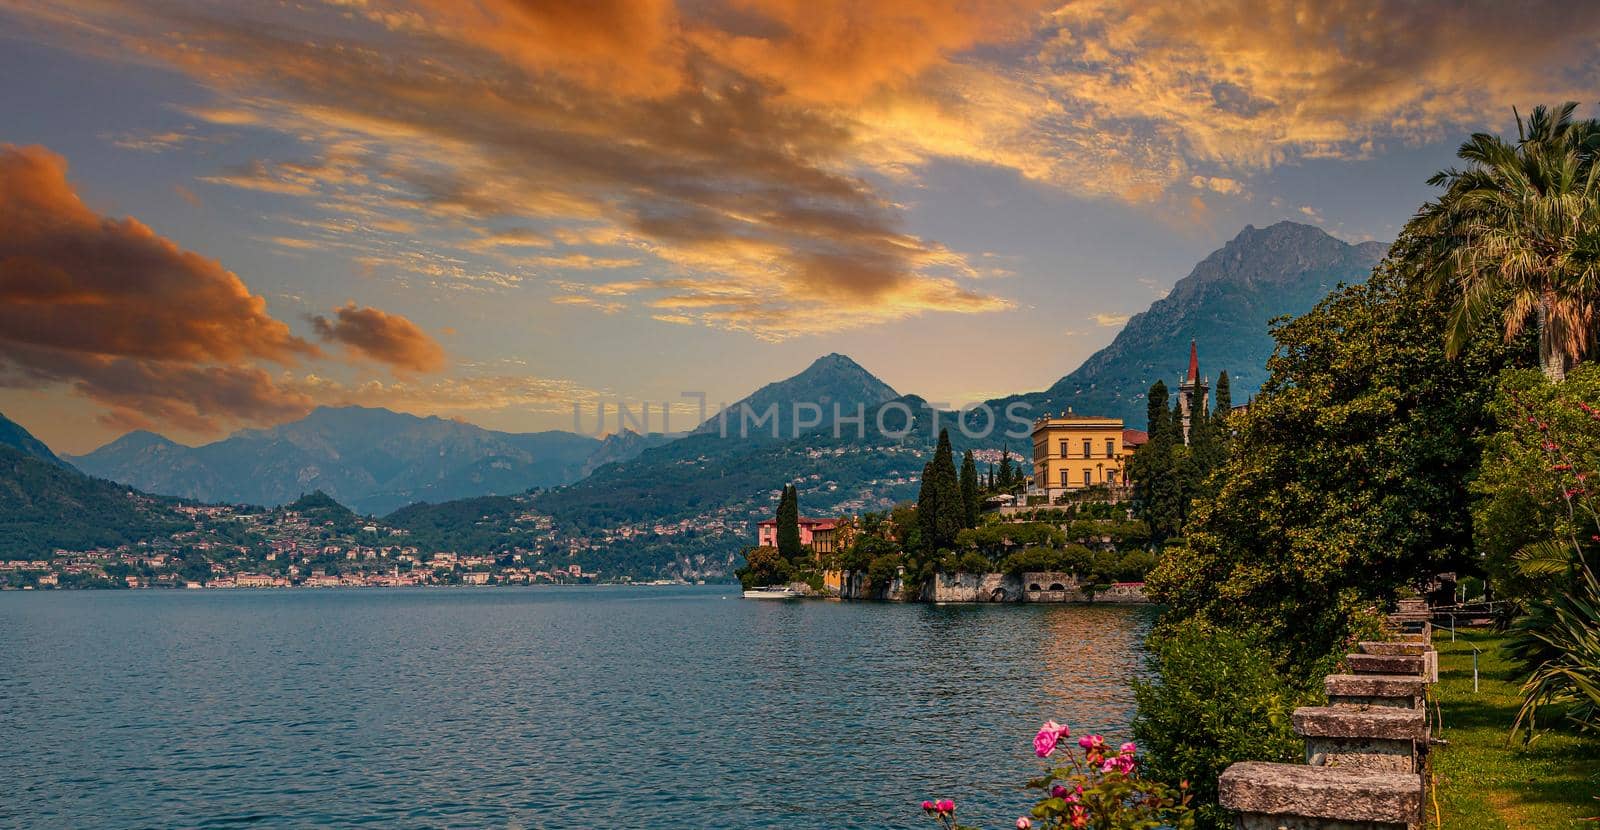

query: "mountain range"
(67, 406), (667, 515)
(6, 221), (1389, 575)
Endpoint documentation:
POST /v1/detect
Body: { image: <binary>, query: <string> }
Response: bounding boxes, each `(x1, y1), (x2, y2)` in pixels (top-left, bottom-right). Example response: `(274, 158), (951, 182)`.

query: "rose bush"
(921, 720), (1193, 830)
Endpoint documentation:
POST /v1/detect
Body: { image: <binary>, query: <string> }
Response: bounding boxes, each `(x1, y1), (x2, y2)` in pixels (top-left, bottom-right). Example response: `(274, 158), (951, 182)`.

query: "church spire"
(1186, 339), (1199, 383)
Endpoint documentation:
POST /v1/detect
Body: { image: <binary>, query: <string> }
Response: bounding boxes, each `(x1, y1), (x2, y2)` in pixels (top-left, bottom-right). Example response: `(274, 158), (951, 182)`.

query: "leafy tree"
(775, 484), (802, 562)
(1147, 248), (1534, 667)
(1414, 102), (1600, 382)
(959, 450), (979, 528)
(736, 545), (791, 590)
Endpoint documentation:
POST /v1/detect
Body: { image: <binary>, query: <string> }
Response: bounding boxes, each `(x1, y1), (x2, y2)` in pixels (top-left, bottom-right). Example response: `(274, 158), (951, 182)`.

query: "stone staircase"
(1219, 600), (1436, 830)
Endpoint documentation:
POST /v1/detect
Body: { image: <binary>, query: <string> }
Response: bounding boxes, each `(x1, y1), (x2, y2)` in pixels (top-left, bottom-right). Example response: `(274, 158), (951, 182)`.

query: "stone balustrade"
(1219, 604), (1438, 829)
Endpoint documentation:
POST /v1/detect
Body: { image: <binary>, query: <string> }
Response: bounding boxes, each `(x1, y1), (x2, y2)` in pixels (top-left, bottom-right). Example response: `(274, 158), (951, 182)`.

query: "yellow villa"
(1030, 411), (1146, 501)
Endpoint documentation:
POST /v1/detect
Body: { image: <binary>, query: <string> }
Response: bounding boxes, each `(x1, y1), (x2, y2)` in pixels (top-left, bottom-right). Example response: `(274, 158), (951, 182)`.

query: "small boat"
(741, 585), (802, 599)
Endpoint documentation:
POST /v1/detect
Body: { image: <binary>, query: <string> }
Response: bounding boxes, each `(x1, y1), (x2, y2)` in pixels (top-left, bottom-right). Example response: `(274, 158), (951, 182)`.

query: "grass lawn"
(1431, 627), (1600, 828)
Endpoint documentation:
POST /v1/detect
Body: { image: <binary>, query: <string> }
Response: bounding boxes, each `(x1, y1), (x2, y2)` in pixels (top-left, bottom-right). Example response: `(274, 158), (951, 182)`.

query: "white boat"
(741, 585), (802, 599)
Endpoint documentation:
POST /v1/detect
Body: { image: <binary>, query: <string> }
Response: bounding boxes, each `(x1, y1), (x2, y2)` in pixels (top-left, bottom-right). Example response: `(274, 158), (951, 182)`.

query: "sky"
(3, 0), (1600, 454)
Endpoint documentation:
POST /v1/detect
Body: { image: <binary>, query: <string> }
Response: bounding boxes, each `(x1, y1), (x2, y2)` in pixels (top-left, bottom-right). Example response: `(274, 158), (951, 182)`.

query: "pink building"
(756, 517), (841, 554)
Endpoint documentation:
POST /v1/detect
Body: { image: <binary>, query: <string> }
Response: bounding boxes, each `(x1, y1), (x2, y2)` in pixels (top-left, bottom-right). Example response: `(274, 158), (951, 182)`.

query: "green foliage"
(736, 545), (791, 590)
(1132, 621), (1311, 829)
(866, 552), (904, 590)
(776, 484), (802, 562)
(1148, 253), (1533, 668)
(958, 450), (979, 528)
(1413, 102), (1600, 381)
(998, 446), (1018, 492)
(914, 430), (967, 554)
(954, 522), (1065, 559)
(0, 446), (188, 558)
(954, 551), (991, 575)
(1128, 381), (1188, 543)
(1506, 564), (1600, 738)
(1473, 365), (1600, 607)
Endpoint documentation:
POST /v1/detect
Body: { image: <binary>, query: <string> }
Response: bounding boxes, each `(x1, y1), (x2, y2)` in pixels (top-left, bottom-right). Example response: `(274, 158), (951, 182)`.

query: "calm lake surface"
(0, 586), (1155, 829)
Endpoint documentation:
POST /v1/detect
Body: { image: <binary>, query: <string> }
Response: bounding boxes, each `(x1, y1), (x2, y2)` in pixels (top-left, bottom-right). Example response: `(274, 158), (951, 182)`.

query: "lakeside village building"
(1027, 340), (1209, 503)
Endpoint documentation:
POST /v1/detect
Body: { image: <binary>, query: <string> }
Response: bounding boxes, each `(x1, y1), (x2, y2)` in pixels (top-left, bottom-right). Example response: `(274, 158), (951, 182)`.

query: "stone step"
(1348, 653), (1425, 677)
(1395, 598), (1429, 613)
(1325, 674), (1427, 709)
(1359, 641), (1428, 656)
(1219, 761), (1423, 829)
(1294, 705), (1427, 772)
(1294, 706), (1428, 740)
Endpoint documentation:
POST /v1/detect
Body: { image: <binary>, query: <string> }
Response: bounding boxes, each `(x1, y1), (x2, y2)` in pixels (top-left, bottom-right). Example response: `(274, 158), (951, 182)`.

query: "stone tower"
(1177, 340), (1209, 444)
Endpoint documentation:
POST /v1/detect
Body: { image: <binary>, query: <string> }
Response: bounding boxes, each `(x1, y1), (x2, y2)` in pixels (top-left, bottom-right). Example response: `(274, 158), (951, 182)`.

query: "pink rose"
(1016, 818), (1032, 829)
(1120, 741), (1137, 755)
(1034, 722), (1065, 758)
(921, 801), (935, 812)
(1050, 785), (1069, 799)
(1077, 734), (1105, 751)
(938, 799), (955, 814)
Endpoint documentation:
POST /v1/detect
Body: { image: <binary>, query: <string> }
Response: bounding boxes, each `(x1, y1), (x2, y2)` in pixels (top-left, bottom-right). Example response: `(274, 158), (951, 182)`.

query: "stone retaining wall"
(837, 571), (1149, 603)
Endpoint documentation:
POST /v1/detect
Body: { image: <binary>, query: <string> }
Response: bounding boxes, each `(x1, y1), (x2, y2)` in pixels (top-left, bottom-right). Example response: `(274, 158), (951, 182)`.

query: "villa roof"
(757, 517), (840, 529)
(1122, 429), (1149, 447)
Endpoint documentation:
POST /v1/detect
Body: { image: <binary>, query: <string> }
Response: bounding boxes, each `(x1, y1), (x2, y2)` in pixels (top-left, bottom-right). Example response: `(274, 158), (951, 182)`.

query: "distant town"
(0, 494), (626, 591)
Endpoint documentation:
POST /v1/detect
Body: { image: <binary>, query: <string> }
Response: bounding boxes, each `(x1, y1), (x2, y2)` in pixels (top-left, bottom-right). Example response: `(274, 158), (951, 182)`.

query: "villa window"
(1059, 440), (1068, 458)
(1106, 438), (1115, 457)
(1083, 469), (1092, 487)
(1107, 470), (1119, 484)
(1082, 438), (1091, 458)
(1059, 469), (1069, 487)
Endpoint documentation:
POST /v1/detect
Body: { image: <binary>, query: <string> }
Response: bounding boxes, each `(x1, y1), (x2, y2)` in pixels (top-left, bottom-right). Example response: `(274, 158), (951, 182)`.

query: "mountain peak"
(1005, 222), (1389, 428)
(695, 353), (899, 434)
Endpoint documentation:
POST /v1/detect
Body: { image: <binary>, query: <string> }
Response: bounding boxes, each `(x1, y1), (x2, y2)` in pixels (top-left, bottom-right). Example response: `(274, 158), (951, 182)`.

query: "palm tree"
(1414, 103), (1600, 381)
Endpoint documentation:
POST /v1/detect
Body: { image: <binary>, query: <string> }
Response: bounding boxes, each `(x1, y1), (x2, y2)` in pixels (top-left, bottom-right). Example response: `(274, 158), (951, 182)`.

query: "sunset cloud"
(311, 303), (447, 374)
(0, 144), (445, 433)
(0, 144), (319, 430)
(8, 0), (1600, 347)
(4, 0), (1022, 339)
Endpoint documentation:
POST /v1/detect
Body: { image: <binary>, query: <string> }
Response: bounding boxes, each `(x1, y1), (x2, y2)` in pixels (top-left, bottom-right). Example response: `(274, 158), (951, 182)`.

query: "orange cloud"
(0, 144), (319, 430)
(0, 144), (442, 433)
(7, 0), (1022, 338)
(311, 302), (447, 373)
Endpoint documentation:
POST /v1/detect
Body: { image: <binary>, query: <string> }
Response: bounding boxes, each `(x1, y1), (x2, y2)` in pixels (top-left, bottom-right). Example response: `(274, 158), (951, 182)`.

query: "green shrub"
(1132, 620), (1312, 830)
(954, 551), (991, 574)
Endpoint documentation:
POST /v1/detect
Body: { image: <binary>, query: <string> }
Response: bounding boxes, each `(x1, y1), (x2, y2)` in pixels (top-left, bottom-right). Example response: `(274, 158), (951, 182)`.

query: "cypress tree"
(1145, 380), (1171, 442)
(959, 449), (979, 528)
(930, 429), (963, 549)
(916, 460), (938, 553)
(1214, 371), (1232, 420)
(998, 446), (1015, 490)
(1131, 380), (1183, 543)
(776, 484), (802, 562)
(986, 463), (996, 491)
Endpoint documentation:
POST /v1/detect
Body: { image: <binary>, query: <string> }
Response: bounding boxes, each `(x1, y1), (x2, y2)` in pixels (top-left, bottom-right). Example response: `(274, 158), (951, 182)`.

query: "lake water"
(0, 586), (1156, 829)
